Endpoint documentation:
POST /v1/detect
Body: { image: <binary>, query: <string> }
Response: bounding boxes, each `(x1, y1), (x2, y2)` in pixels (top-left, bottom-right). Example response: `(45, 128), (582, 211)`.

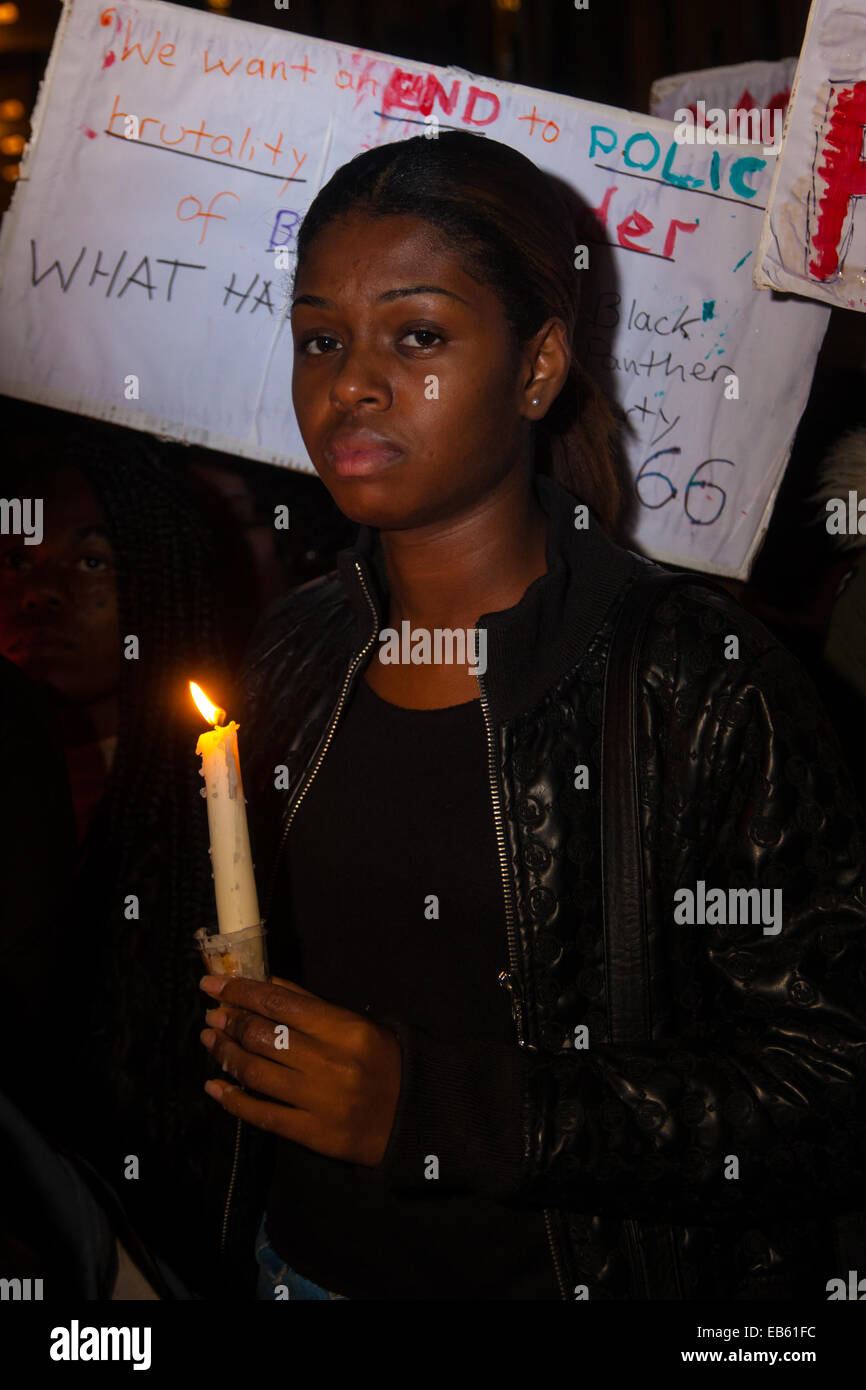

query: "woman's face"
(0, 466), (121, 705)
(290, 212), (555, 531)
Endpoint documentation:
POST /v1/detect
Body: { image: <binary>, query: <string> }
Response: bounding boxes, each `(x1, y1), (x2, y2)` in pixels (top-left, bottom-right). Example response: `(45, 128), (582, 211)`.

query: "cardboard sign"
(0, 0), (830, 577)
(757, 0), (866, 310)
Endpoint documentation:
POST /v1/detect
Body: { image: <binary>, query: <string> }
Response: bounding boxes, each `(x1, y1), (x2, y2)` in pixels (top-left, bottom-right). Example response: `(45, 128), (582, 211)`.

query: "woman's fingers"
(201, 1027), (320, 1111)
(206, 1081), (334, 1154)
(200, 973), (370, 1042)
(203, 1002), (305, 1067)
(269, 973), (317, 997)
(199, 972), (399, 1162)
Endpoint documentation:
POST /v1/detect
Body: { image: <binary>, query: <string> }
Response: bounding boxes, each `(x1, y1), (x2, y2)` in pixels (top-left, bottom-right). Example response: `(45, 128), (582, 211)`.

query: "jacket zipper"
(219, 561), (380, 1259)
(477, 655), (569, 1303)
(259, 562), (380, 926)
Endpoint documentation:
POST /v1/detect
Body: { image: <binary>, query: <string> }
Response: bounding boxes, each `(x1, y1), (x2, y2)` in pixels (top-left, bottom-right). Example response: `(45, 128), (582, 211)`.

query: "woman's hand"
(198, 974), (402, 1167)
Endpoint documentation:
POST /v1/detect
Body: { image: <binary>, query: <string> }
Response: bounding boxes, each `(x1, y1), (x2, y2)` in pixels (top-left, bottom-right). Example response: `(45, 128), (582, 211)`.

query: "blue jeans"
(254, 1214), (349, 1300)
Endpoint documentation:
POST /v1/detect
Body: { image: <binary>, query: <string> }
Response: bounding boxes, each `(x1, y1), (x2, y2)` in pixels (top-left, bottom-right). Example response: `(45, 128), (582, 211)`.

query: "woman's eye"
(299, 335), (339, 356)
(298, 328), (443, 355)
(402, 329), (442, 349)
(1, 551), (28, 571)
(77, 554), (110, 572)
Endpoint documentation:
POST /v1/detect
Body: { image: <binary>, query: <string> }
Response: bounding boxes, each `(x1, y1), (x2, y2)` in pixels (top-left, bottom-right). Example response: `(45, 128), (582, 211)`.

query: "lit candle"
(190, 681), (260, 935)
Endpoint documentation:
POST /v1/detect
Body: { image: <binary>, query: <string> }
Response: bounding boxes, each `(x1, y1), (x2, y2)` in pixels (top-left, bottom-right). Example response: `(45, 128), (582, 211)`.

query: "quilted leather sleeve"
(514, 592), (866, 1219)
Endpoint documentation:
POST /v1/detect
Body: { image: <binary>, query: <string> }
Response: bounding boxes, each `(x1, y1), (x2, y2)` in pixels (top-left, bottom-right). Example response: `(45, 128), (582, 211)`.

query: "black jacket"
(223, 472), (866, 1300)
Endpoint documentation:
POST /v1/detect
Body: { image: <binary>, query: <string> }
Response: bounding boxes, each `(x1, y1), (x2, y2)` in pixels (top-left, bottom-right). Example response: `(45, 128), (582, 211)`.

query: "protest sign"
(0, 0), (830, 577)
(757, 0), (866, 311)
(650, 56), (796, 126)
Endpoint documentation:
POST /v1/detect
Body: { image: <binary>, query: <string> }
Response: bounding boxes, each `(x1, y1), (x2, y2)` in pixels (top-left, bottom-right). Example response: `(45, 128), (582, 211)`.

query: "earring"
(532, 397), (539, 406)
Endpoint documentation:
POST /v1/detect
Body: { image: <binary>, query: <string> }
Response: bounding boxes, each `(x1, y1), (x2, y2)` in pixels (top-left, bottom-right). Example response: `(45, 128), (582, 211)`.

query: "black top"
(264, 676), (559, 1298)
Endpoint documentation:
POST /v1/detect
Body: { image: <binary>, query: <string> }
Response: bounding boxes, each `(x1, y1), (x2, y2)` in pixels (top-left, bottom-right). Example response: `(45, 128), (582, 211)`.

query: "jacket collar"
(336, 473), (638, 724)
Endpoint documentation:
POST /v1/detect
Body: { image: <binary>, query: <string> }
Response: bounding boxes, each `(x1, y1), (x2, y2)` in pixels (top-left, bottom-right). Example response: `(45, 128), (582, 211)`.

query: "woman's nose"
(329, 346), (391, 409)
(20, 583), (65, 613)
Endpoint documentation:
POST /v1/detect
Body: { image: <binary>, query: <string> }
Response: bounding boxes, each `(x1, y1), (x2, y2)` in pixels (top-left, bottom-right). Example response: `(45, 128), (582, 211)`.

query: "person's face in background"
(290, 211), (546, 533)
(0, 465), (121, 741)
(187, 458), (287, 643)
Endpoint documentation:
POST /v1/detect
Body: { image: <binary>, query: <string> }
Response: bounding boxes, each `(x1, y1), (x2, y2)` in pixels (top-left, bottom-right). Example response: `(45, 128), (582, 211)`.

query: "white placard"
(650, 57), (796, 125)
(757, 0), (866, 310)
(0, 0), (830, 577)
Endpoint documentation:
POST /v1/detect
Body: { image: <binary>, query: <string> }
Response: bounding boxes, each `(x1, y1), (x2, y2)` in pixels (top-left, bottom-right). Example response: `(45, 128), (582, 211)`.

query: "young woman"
(197, 132), (866, 1301)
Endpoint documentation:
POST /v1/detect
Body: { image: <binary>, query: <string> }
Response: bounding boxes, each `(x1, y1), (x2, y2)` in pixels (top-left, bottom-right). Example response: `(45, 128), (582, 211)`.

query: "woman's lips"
(329, 447), (404, 479)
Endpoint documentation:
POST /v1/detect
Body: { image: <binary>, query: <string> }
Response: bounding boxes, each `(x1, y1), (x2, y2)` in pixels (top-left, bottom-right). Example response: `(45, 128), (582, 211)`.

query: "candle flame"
(190, 681), (226, 726)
